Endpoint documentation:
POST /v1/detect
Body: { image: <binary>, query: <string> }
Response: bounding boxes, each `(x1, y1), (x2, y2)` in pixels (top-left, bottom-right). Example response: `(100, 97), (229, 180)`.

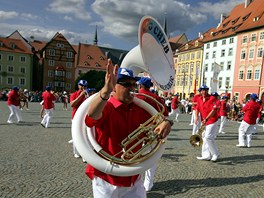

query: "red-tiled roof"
(76, 43), (107, 70)
(31, 40), (47, 51)
(204, 0), (264, 42)
(0, 37), (32, 54)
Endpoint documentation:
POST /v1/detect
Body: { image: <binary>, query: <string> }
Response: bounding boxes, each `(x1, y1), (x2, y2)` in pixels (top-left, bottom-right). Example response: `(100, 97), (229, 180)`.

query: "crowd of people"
(3, 61), (264, 197)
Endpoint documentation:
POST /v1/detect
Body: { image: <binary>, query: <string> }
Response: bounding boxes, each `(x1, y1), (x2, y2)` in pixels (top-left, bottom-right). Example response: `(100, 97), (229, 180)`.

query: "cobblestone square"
(1, 101), (264, 197)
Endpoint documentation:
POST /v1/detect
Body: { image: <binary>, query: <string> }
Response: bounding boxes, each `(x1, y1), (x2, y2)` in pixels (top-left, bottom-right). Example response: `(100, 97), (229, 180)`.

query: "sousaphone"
(72, 16), (175, 176)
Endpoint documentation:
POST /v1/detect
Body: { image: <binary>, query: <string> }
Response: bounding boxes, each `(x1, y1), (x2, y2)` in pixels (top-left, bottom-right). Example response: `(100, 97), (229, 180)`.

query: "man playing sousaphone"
(84, 59), (172, 197)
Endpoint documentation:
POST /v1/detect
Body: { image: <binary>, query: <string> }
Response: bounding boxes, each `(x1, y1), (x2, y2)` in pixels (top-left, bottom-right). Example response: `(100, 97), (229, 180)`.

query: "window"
(190, 63), (194, 73)
(56, 43), (64, 48)
(47, 82), (53, 87)
(8, 65), (14, 72)
(251, 33), (257, 42)
(226, 77), (230, 87)
(234, 93), (239, 101)
(211, 63), (214, 71)
(242, 36), (248, 43)
(206, 43), (210, 49)
(66, 72), (72, 79)
(7, 77), (14, 85)
(48, 70), (54, 77)
(20, 56), (26, 62)
(67, 51), (73, 58)
(241, 50), (246, 59)
(182, 64), (185, 73)
(239, 70), (244, 80)
(220, 62), (224, 70)
(213, 42), (217, 47)
(186, 54), (190, 61)
(204, 78), (207, 85)
(247, 66), (252, 79)
(212, 51), (216, 58)
(260, 32), (264, 40)
(66, 83), (71, 90)
(205, 53), (209, 59)
(227, 61), (232, 70)
(228, 48), (233, 56)
(185, 63), (189, 73)
(178, 65), (181, 73)
(221, 49), (225, 57)
(197, 51), (201, 59)
(66, 62), (72, 68)
(257, 48), (263, 58)
(8, 55), (14, 61)
(20, 67), (26, 74)
(19, 78), (26, 86)
(218, 77), (222, 88)
(222, 40), (226, 45)
(49, 60), (54, 66)
(205, 64), (208, 72)
(229, 37), (234, 44)
(249, 49), (254, 59)
(0, 53), (2, 60)
(49, 49), (55, 56)
(177, 78), (180, 86)
(191, 53), (195, 60)
(254, 66), (260, 80)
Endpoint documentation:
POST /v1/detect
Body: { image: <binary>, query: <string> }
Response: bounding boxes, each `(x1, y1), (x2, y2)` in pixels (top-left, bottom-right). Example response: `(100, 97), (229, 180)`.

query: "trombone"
(189, 124), (205, 147)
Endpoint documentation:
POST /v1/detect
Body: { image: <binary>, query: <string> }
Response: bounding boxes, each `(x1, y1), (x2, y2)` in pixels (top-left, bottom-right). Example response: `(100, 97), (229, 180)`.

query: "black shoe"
(40, 123), (45, 128)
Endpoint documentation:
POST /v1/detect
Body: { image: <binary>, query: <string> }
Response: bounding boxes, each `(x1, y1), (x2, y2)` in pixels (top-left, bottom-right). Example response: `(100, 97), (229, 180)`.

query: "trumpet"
(189, 124), (205, 147)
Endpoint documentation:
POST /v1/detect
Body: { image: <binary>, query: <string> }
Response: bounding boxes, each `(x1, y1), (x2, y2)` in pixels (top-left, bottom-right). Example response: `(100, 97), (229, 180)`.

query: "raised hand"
(104, 59), (118, 94)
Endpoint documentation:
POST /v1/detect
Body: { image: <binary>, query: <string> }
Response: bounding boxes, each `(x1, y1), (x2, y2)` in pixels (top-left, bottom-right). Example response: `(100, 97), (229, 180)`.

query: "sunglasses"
(117, 81), (137, 88)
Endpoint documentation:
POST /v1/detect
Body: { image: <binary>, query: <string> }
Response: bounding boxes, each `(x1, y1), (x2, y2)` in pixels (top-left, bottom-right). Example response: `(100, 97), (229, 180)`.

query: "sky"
(0, 0), (245, 51)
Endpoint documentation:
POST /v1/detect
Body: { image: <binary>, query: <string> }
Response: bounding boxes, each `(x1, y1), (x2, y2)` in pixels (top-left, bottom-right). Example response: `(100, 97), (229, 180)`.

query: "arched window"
(254, 65), (261, 80)
(246, 66), (252, 80)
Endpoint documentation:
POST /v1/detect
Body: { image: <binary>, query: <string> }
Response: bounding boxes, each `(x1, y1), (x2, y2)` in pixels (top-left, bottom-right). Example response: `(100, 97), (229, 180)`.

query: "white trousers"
(41, 108), (53, 128)
(92, 176), (146, 198)
(201, 122), (219, 158)
(169, 108), (180, 121)
(143, 163), (157, 191)
(7, 105), (22, 123)
(192, 110), (201, 135)
(238, 120), (254, 146)
(219, 116), (227, 133)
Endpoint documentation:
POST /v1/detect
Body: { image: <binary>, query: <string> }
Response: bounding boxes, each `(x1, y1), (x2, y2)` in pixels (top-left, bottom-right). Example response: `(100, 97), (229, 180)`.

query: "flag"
(211, 62), (221, 92)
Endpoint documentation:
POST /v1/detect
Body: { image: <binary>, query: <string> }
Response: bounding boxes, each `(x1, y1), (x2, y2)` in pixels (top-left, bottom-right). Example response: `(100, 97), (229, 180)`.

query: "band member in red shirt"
(7, 86), (22, 123)
(191, 88), (201, 135)
(69, 79), (88, 159)
(195, 85), (220, 162)
(40, 86), (57, 128)
(219, 95), (228, 134)
(137, 77), (170, 192)
(85, 60), (172, 197)
(237, 93), (261, 148)
(169, 93), (180, 122)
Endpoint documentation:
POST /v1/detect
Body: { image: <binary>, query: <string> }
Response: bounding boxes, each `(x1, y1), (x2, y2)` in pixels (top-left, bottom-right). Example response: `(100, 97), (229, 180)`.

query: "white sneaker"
(68, 139), (73, 144)
(74, 154), (80, 158)
(7, 120), (13, 124)
(236, 144), (246, 148)
(189, 123), (193, 126)
(196, 156), (210, 161)
(211, 154), (219, 162)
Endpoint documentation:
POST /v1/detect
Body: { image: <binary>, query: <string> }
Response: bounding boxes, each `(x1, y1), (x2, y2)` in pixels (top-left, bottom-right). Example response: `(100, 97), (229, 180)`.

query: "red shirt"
(171, 96), (179, 110)
(7, 90), (20, 106)
(137, 89), (168, 116)
(42, 91), (56, 109)
(196, 94), (220, 125)
(70, 90), (86, 118)
(85, 96), (151, 187)
(191, 94), (201, 110)
(219, 100), (227, 116)
(242, 100), (261, 124)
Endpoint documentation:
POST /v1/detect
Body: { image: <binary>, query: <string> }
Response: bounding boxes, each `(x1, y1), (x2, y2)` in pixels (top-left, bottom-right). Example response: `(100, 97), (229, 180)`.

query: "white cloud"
(21, 13), (39, 20)
(64, 16), (73, 22)
(47, 0), (91, 21)
(91, 0), (207, 39)
(197, 0), (244, 19)
(0, 10), (18, 21)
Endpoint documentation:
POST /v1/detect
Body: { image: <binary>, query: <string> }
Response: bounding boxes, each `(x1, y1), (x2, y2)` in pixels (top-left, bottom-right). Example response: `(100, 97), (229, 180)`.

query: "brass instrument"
(189, 124), (205, 147)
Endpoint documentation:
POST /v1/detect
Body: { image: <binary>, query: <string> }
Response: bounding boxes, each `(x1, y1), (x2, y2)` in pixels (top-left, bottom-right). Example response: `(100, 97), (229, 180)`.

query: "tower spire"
(93, 25), (98, 46)
(163, 13), (169, 38)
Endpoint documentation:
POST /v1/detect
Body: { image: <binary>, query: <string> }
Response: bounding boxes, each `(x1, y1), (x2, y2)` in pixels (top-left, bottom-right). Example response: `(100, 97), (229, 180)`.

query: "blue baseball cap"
(78, 80), (87, 87)
(200, 85), (209, 90)
(45, 86), (52, 91)
(137, 77), (153, 88)
(12, 86), (19, 91)
(257, 99), (262, 104)
(198, 87), (202, 92)
(211, 92), (219, 97)
(87, 88), (96, 93)
(117, 68), (141, 81)
(222, 95), (228, 99)
(250, 93), (258, 100)
(175, 93), (179, 96)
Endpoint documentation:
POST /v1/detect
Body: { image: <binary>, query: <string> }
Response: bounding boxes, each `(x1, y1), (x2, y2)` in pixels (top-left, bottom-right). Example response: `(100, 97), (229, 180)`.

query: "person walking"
(195, 85), (220, 162)
(169, 93), (180, 122)
(40, 86), (57, 128)
(219, 96), (228, 134)
(7, 86), (22, 123)
(190, 88), (202, 135)
(237, 93), (261, 148)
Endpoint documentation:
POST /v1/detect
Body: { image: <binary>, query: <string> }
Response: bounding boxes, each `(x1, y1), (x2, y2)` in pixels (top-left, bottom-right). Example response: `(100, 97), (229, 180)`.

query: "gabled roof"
(204, 0), (264, 42)
(99, 46), (128, 66)
(76, 43), (108, 70)
(0, 37), (32, 54)
(168, 33), (188, 51)
(30, 40), (47, 52)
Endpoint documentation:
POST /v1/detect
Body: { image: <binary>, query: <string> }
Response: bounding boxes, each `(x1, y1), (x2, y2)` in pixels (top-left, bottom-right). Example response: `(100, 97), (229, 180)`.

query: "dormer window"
(56, 43), (64, 48)
(84, 61), (90, 66)
(87, 55), (92, 60)
(0, 42), (3, 47)
(95, 62), (100, 67)
(195, 40), (198, 47)
(10, 43), (16, 49)
(185, 44), (188, 50)
(100, 56), (105, 60)
(242, 13), (251, 21)
(232, 17), (240, 25)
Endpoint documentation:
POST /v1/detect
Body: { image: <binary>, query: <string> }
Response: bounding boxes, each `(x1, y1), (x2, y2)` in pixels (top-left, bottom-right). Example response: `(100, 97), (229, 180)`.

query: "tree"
(75, 70), (106, 91)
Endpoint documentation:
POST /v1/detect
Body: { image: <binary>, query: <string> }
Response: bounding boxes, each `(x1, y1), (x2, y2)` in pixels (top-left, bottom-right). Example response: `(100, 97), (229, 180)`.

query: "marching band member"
(195, 85), (220, 162)
(237, 93), (261, 148)
(7, 86), (22, 123)
(136, 77), (170, 192)
(40, 86), (57, 128)
(169, 93), (180, 122)
(219, 95), (228, 134)
(84, 60), (172, 198)
(70, 80), (88, 159)
(191, 88), (202, 135)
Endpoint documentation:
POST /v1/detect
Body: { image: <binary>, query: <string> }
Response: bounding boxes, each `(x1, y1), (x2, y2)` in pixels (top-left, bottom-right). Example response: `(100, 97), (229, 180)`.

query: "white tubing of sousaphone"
(139, 16), (175, 92)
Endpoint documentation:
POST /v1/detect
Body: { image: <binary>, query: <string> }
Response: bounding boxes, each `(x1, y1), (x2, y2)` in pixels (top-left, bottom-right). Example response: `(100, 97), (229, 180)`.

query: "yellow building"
(174, 37), (204, 99)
